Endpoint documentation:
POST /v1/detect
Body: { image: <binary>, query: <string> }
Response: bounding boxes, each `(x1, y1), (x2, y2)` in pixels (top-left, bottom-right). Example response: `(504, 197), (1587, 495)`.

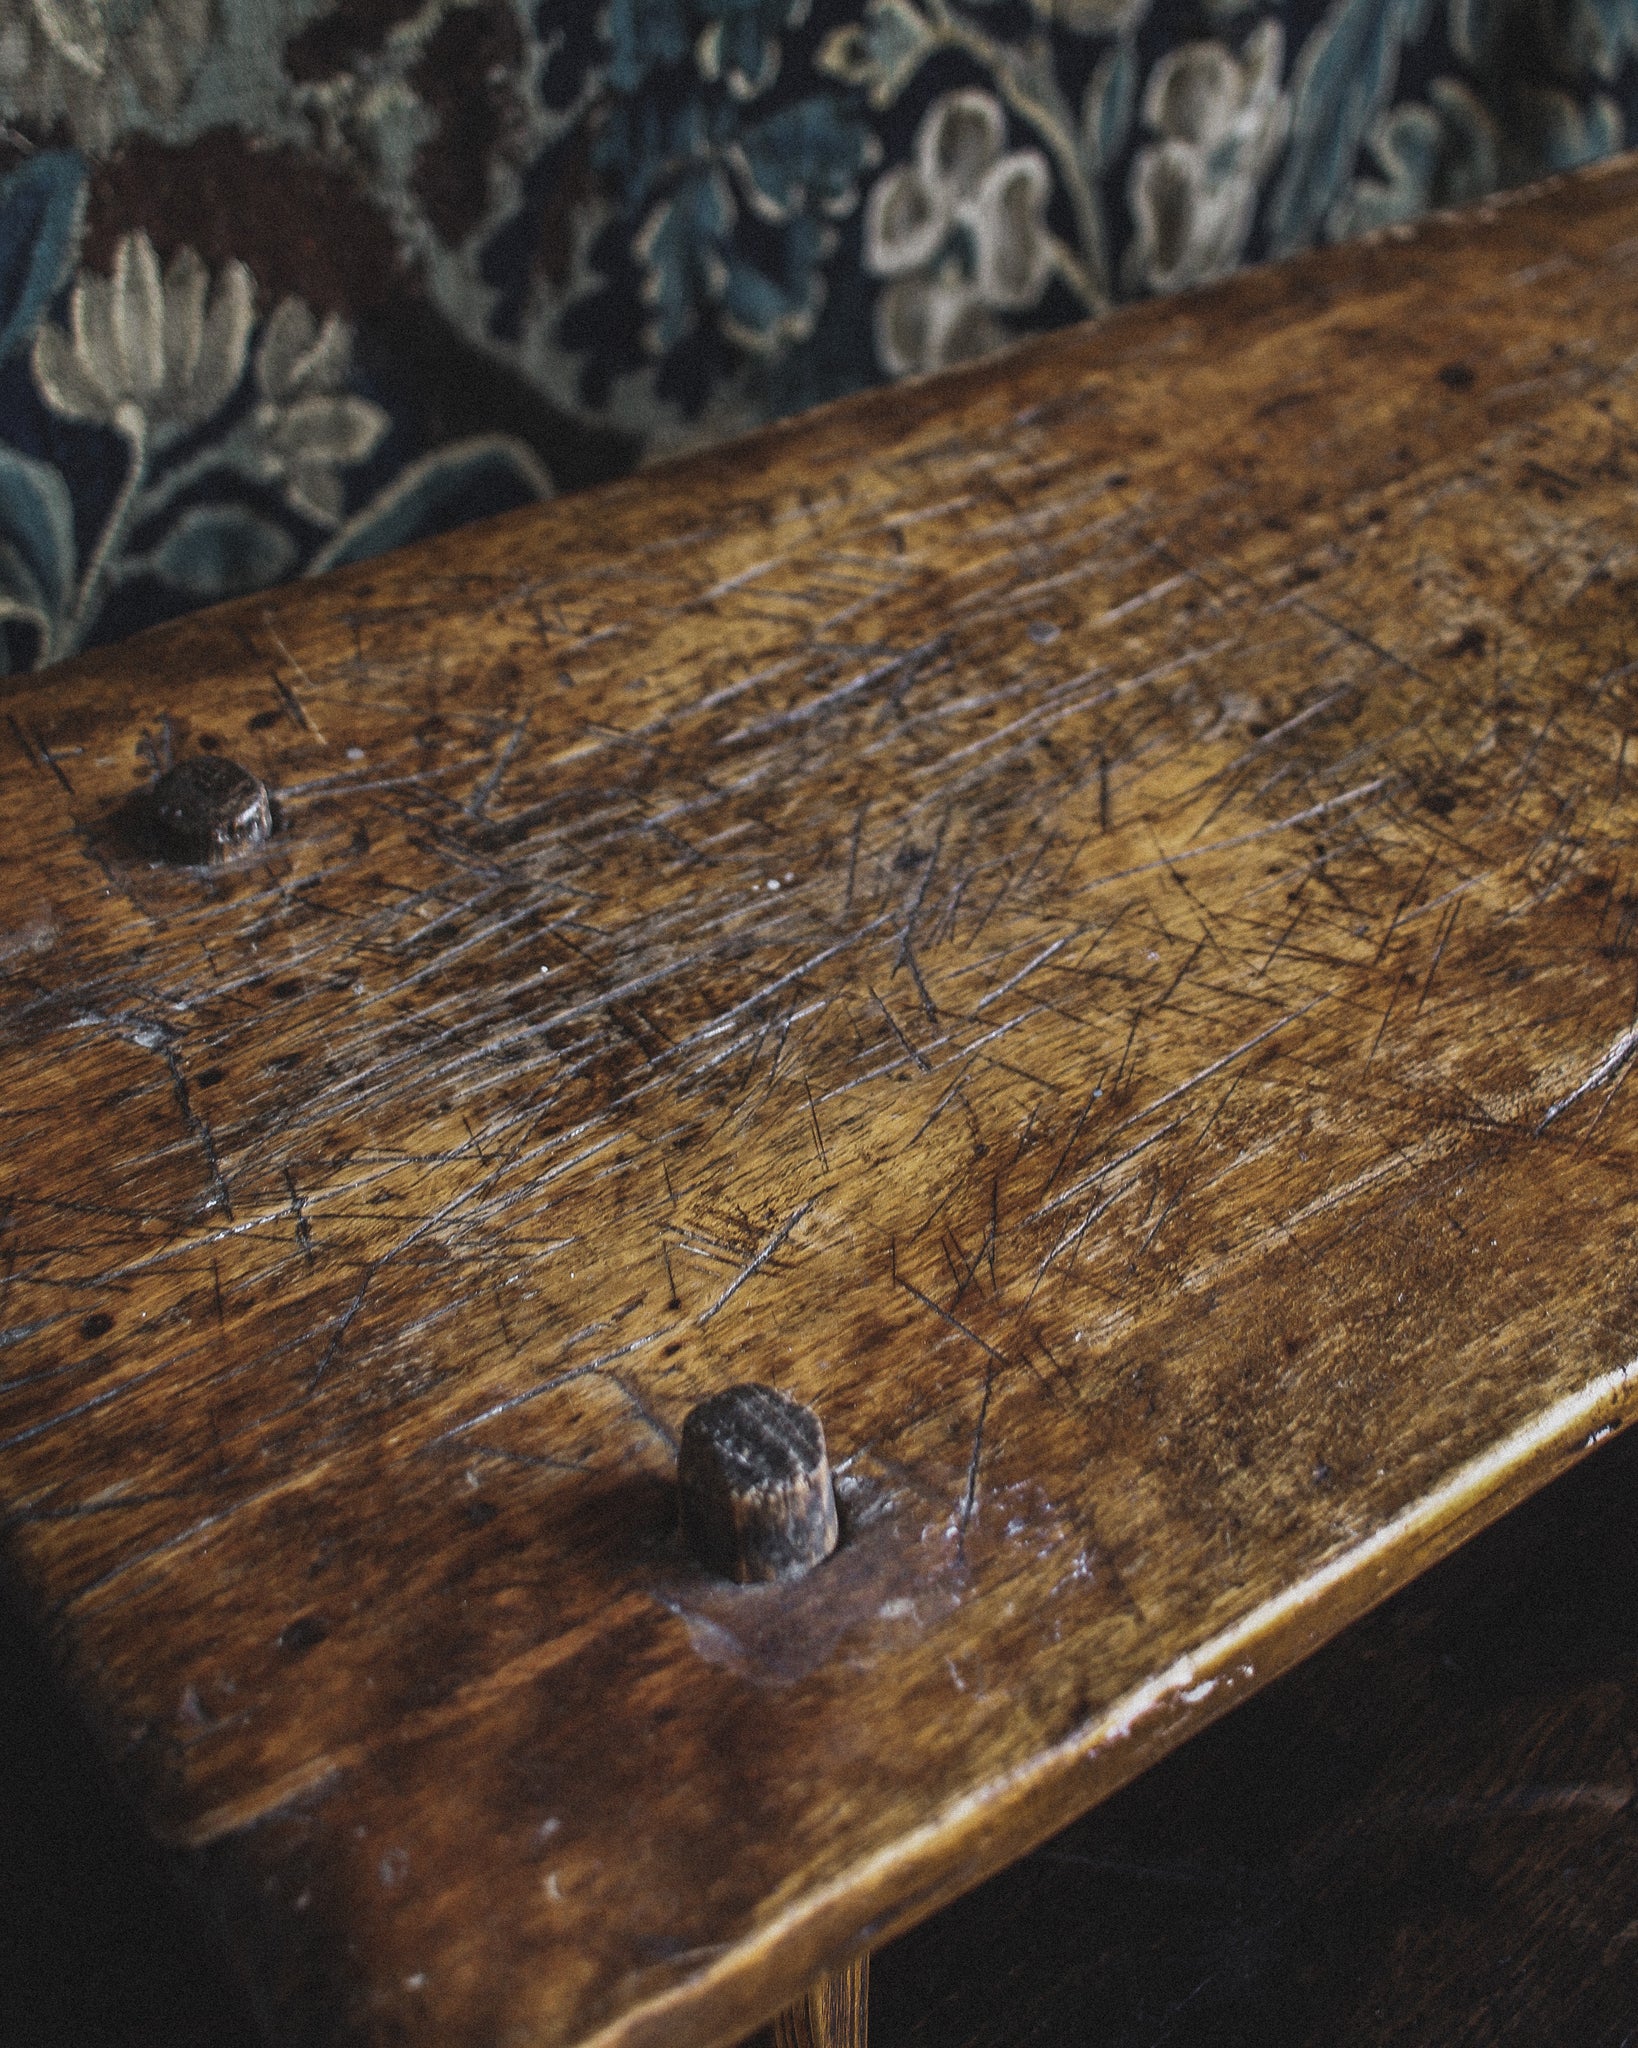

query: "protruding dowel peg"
(678, 1384), (839, 1584)
(148, 755), (272, 864)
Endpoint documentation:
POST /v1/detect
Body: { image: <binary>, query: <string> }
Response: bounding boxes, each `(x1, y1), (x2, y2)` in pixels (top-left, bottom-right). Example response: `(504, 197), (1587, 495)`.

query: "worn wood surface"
(11, 1413), (1638, 2048)
(6, 155), (1638, 2048)
(872, 1416), (1638, 2048)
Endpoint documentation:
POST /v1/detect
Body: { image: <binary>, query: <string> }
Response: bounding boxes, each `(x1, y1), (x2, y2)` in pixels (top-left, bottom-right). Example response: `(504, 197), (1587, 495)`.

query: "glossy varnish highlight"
(5, 159), (1638, 2048)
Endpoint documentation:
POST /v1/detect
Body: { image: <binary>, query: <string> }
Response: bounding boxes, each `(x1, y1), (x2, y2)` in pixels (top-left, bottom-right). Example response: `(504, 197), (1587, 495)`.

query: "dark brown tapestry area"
(407, 3), (532, 247)
(84, 135), (407, 320)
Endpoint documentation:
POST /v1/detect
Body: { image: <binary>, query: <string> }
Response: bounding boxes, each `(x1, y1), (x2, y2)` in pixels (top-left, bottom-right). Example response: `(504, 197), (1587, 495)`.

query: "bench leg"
(772, 1954), (868, 2048)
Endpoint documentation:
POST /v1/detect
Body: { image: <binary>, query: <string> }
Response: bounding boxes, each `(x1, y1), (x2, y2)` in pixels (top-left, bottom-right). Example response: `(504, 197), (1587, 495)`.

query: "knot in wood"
(678, 1384), (839, 1584)
(148, 756), (272, 864)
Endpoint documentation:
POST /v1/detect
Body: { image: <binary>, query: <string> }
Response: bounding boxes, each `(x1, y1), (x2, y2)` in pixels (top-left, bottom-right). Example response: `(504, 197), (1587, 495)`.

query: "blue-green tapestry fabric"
(0, 0), (1625, 670)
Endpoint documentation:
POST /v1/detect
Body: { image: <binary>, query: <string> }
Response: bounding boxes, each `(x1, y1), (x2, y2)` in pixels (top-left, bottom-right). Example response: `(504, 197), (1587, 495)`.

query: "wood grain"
(771, 1960), (869, 2048)
(9, 1412), (1638, 2048)
(872, 1417), (1638, 2048)
(6, 156), (1638, 2048)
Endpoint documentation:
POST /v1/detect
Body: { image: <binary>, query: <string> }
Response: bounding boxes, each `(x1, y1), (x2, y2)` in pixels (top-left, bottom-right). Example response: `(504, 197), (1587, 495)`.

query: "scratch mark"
(1538, 1023), (1638, 1132)
(697, 1198), (818, 1323)
(804, 1078), (829, 1169)
(1030, 1176), (1140, 1295)
(907, 1058), (980, 1150)
(284, 1169), (315, 1266)
(26, 719), (72, 792)
(892, 1269), (1007, 1538)
(467, 718), (529, 818)
(1093, 779), (1392, 898)
(4, 714), (36, 771)
(263, 613), (328, 744)
(894, 810), (949, 980)
(1413, 897), (1463, 1018)
(844, 803), (867, 918)
(1363, 971), (1401, 1072)
(433, 1326), (665, 1445)
(870, 986), (932, 1072)
(307, 1276), (368, 1389)
(975, 935), (1070, 1013)
(901, 939), (940, 1024)
(959, 1364), (995, 1540)
(7, 715), (73, 792)
(151, 1035), (233, 1221)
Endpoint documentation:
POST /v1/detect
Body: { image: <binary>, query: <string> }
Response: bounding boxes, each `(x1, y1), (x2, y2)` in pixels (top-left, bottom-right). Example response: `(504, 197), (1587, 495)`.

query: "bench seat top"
(4, 157), (1638, 2048)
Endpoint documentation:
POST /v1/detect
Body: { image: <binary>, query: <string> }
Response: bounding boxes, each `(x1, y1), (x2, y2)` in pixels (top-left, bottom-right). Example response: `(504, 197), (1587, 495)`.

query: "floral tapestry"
(0, 0), (1628, 672)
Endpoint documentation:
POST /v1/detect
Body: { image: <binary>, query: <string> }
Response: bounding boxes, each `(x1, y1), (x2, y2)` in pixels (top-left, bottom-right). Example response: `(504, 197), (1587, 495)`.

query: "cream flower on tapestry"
(34, 231), (253, 448)
(1124, 21), (1291, 297)
(244, 299), (388, 528)
(863, 88), (1056, 378)
(0, 0), (214, 150)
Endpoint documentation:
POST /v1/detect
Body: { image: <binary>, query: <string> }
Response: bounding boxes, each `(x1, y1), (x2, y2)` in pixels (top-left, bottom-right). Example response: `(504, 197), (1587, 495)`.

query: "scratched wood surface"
(7, 156), (1638, 2048)
(873, 1416), (1638, 2048)
(11, 1416), (1638, 2048)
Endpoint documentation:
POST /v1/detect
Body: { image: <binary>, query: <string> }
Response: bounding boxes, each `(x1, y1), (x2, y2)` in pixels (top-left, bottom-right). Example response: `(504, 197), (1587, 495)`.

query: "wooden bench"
(10, 1415), (1638, 2044)
(5, 154), (1638, 2048)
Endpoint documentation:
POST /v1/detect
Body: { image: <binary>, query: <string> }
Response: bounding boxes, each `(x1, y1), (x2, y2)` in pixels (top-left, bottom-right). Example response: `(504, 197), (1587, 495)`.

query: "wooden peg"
(677, 1383), (838, 1584)
(147, 755), (272, 864)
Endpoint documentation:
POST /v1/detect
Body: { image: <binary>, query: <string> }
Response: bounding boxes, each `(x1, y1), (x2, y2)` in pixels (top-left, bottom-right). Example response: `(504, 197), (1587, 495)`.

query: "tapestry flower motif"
(564, 1), (879, 402)
(1124, 22), (1291, 296)
(33, 231), (252, 447)
(246, 299), (388, 528)
(1333, 78), (1500, 236)
(817, 0), (936, 109)
(864, 89), (1054, 377)
(15, 222), (429, 663)
(0, 0), (1631, 675)
(0, 0), (214, 149)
